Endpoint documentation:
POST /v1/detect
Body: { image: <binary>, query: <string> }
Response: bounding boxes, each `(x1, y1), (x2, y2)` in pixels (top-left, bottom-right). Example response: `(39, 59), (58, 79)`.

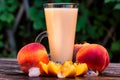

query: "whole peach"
(76, 44), (110, 72)
(17, 42), (49, 76)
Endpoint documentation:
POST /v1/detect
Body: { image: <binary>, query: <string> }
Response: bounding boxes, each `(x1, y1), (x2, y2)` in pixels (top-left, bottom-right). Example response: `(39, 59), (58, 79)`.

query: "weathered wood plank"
(102, 63), (120, 77)
(0, 58), (120, 80)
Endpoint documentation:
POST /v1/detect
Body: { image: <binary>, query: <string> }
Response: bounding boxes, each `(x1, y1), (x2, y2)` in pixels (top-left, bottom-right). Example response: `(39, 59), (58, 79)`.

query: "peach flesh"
(17, 43), (49, 74)
(76, 44), (110, 72)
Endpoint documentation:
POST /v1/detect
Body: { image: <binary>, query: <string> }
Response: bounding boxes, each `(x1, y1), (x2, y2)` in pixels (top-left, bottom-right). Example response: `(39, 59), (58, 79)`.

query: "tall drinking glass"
(44, 3), (78, 63)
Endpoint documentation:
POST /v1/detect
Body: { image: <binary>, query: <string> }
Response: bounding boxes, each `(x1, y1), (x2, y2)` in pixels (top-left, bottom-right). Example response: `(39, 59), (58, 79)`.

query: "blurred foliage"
(0, 0), (17, 24)
(0, 0), (120, 62)
(0, 0), (19, 57)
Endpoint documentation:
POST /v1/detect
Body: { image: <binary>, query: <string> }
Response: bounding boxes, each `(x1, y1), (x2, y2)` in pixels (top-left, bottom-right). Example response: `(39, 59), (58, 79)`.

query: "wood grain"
(0, 58), (120, 80)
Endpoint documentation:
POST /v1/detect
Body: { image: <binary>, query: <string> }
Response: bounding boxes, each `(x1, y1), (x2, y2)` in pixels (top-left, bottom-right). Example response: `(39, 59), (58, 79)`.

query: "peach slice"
(48, 61), (61, 76)
(39, 61), (48, 76)
(17, 42), (49, 77)
(74, 63), (88, 76)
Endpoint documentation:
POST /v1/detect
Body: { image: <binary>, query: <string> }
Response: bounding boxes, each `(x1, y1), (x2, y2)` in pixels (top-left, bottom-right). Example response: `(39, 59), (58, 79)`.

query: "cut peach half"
(48, 61), (61, 76)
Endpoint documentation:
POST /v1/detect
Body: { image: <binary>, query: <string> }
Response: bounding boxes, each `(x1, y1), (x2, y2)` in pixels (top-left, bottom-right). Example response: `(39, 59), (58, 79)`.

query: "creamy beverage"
(44, 4), (78, 63)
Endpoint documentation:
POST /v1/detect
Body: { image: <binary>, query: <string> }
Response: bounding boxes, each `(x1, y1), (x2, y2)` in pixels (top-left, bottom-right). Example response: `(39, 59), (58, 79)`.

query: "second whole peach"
(75, 43), (110, 72)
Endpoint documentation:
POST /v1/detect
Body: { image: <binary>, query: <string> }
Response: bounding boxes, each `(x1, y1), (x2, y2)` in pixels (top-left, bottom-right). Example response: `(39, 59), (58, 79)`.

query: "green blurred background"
(0, 0), (120, 63)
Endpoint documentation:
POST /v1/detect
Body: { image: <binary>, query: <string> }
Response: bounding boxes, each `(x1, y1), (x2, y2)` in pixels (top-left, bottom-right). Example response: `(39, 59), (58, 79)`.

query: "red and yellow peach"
(17, 42), (49, 76)
(75, 43), (110, 72)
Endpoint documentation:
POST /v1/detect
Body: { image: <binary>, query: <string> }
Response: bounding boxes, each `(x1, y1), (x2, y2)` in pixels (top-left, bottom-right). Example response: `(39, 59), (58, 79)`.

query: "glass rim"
(44, 3), (79, 8)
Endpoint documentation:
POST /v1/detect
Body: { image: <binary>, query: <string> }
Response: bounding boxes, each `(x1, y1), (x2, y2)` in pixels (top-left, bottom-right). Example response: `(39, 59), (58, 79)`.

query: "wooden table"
(0, 58), (120, 80)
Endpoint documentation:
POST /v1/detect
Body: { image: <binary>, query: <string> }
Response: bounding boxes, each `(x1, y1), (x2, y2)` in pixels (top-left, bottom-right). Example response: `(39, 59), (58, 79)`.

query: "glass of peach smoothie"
(36, 3), (78, 64)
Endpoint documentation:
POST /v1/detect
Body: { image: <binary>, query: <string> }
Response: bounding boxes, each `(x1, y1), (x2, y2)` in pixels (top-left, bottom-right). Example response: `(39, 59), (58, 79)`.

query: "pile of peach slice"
(40, 61), (88, 78)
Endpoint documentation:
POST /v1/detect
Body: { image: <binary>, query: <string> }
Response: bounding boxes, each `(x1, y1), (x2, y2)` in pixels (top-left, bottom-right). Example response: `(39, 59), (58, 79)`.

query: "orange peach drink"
(44, 4), (78, 63)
